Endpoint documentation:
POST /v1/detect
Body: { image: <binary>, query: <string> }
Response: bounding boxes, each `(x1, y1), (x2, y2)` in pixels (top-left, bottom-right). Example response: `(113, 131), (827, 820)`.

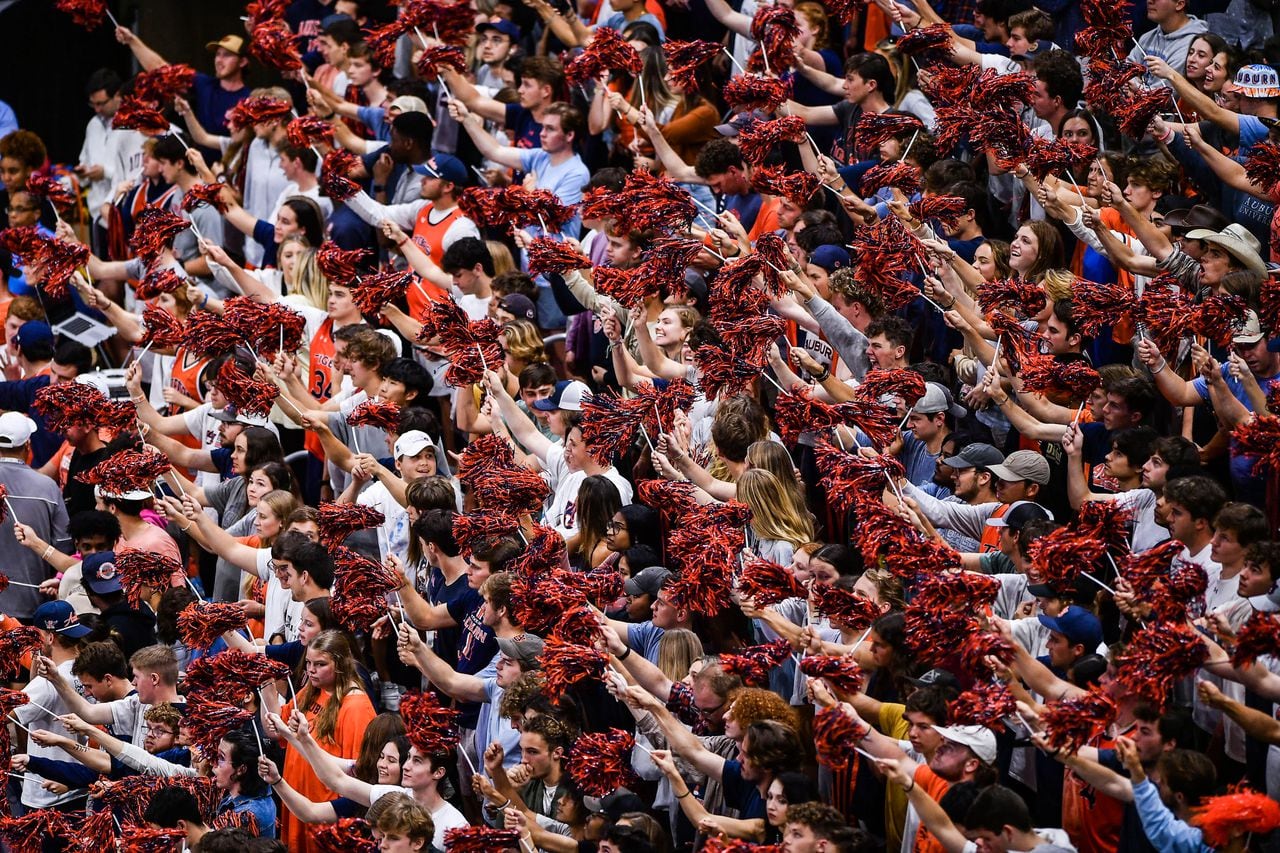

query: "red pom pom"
(812, 581), (885, 630)
(854, 112), (925, 155)
(960, 632), (1017, 677)
(135, 64), (198, 103)
(112, 97), (171, 135)
(79, 447), (170, 499)
(311, 818), (380, 853)
(541, 637), (609, 699)
(286, 115), (335, 149)
(55, 0), (109, 28)
(349, 268), (414, 314)
(813, 706), (869, 769)
(976, 278), (1047, 317)
(0, 811), (70, 853)
(321, 150), (361, 202)
(738, 554), (805, 606)
(180, 182), (229, 215)
(130, 207), (190, 262)
(724, 74), (792, 112)
(346, 399), (401, 433)
(896, 22), (954, 56)
(227, 96), (293, 131)
(569, 728), (639, 796)
(183, 650), (290, 701)
(215, 359), (278, 417)
(1039, 687), (1118, 753)
(527, 237), (592, 276)
(400, 0), (475, 46)
(1071, 279), (1135, 337)
(719, 639), (793, 686)
(1115, 622), (1207, 705)
(444, 827), (522, 853)
(565, 26), (642, 86)
(318, 503), (387, 551)
(110, 550), (182, 607)
(177, 601), (247, 651)
(416, 45), (468, 81)
(949, 680), (1018, 727)
(662, 40), (721, 90)
(316, 243), (371, 285)
(1018, 356), (1101, 401)
(135, 268), (187, 301)
(1232, 610), (1280, 667)
(747, 5), (800, 72)
(751, 165), (821, 206)
(249, 20), (303, 73)
(739, 115), (807, 166)
(1190, 293), (1250, 349)
(24, 174), (77, 212)
(181, 696), (255, 759)
(1116, 87), (1173, 138)
(1190, 784), (1280, 847)
(400, 690), (462, 753)
(799, 655), (865, 694)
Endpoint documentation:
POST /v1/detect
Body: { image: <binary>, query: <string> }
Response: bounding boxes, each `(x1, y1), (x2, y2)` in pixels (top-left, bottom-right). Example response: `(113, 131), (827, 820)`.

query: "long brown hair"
(296, 630), (364, 745)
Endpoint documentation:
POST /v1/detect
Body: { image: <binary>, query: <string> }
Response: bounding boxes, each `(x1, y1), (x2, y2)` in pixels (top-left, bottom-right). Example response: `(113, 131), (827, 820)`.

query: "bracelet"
(617, 646), (632, 661)
(498, 799), (512, 810)
(197, 294), (208, 309)
(905, 779), (915, 793)
(994, 395), (1010, 406)
(676, 790), (692, 799)
(372, 184), (386, 193)
(813, 367), (830, 382)
(397, 238), (410, 248)
(41, 545), (54, 561)
(180, 525), (191, 532)
(1152, 359), (1167, 375)
(131, 395), (146, 403)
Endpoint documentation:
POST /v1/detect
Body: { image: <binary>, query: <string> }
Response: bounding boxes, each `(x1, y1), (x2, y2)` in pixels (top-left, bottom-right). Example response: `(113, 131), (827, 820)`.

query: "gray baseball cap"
(941, 442), (1004, 469)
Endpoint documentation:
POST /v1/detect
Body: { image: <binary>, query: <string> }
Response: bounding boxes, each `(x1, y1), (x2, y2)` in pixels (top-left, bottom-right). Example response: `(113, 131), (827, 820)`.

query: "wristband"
(676, 790), (692, 799)
(197, 294), (208, 309)
(1152, 359), (1167, 375)
(372, 184), (386, 193)
(397, 238), (410, 248)
(617, 646), (632, 661)
(41, 545), (54, 561)
(905, 779), (915, 792)
(813, 367), (830, 382)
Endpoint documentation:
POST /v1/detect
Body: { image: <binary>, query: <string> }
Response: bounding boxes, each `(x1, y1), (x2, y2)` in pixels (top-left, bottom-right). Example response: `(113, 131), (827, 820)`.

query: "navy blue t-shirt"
(425, 569), (471, 668)
(446, 591), (497, 728)
(504, 104), (543, 150)
(192, 73), (250, 138)
(720, 759), (765, 819)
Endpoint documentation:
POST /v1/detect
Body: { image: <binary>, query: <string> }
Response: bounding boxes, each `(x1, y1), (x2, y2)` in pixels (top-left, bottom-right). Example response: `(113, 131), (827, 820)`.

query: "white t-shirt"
(1112, 489), (1169, 554)
(256, 547), (303, 642)
(541, 445), (634, 538)
(183, 402), (225, 490)
(358, 479), (411, 563)
(17, 660), (86, 808)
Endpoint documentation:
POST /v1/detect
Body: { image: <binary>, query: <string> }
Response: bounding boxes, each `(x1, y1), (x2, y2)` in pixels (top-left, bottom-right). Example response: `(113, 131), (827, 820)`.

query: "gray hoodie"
(1128, 15), (1209, 76)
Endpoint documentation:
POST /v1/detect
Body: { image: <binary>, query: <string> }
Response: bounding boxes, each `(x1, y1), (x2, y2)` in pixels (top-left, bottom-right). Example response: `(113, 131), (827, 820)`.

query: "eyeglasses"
(605, 521), (624, 534)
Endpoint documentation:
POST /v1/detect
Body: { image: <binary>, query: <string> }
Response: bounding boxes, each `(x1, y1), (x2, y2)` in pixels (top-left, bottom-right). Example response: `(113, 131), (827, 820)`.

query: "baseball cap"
(941, 442), (1004, 470)
(985, 500), (1053, 530)
(531, 380), (589, 412)
(1234, 310), (1267, 345)
(476, 18), (522, 41)
(1185, 224), (1267, 274)
(1163, 204), (1228, 234)
(1038, 605), (1104, 650)
(14, 320), (53, 351)
(33, 601), (92, 639)
(987, 450), (1051, 485)
(211, 405), (271, 429)
(394, 430), (436, 459)
(1247, 580), (1280, 613)
(0, 412), (37, 448)
(1226, 64), (1280, 98)
(498, 294), (537, 322)
(416, 154), (469, 185)
(932, 724), (997, 764)
(1027, 582), (1072, 598)
(807, 245), (851, 274)
(388, 95), (429, 116)
(82, 551), (123, 595)
(906, 668), (961, 691)
(623, 566), (671, 597)
(715, 110), (768, 137)
(1011, 39), (1056, 62)
(206, 35), (246, 56)
(914, 382), (966, 418)
(584, 790), (646, 820)
(496, 633), (545, 665)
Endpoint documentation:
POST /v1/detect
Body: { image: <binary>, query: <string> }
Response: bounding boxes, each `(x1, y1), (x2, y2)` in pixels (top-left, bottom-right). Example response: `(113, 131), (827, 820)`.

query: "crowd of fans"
(4, 0), (1280, 849)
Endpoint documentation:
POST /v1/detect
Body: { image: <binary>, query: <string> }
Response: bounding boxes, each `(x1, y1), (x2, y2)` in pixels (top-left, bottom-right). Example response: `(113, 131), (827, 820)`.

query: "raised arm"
(396, 622), (487, 703)
(637, 109), (702, 184)
(450, 102), (526, 171)
(1144, 55), (1239, 136)
(115, 26), (166, 71)
(273, 713), (374, 804)
(483, 370), (554, 462)
(33, 657), (113, 726)
(1135, 338), (1206, 407)
(438, 67), (509, 124)
(258, 756), (339, 823)
(620, 686), (727, 780)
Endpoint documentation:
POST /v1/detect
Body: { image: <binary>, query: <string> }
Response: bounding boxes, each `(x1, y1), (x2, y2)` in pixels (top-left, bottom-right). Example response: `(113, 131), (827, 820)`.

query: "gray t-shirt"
(206, 476), (248, 602)
(0, 460), (70, 618)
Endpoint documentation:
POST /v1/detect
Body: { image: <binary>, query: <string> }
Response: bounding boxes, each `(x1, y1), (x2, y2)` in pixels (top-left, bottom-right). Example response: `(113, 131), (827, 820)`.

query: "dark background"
(0, 1), (256, 163)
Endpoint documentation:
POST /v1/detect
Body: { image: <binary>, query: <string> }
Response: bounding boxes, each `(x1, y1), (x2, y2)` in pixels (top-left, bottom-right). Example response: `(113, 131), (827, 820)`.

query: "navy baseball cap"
(1038, 605), (1103, 650)
(33, 601), (92, 638)
(531, 380), (589, 412)
(14, 320), (53, 350)
(808, 245), (851, 274)
(476, 19), (522, 41)
(416, 154), (469, 185)
(83, 551), (123, 595)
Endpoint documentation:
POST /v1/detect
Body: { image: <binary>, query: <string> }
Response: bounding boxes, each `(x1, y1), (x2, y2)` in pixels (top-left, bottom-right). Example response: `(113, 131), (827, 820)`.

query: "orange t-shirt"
(304, 318), (337, 460)
(747, 196), (781, 244)
(1062, 734), (1125, 853)
(279, 689), (377, 853)
(912, 764), (953, 853)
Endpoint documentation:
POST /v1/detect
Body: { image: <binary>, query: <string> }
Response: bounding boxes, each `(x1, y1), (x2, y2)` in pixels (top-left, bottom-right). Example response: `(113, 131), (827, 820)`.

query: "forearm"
(1060, 753), (1134, 802)
(117, 742), (198, 776)
(128, 37), (166, 70)
(409, 646), (486, 702)
(1207, 380), (1252, 429)
(296, 738), (370, 801)
(797, 61), (846, 97)
(274, 776), (339, 823)
(907, 783), (970, 853)
(645, 123), (701, 184)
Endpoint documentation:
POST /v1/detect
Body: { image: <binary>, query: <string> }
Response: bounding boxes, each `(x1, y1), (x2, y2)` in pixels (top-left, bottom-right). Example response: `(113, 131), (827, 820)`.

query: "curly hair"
(728, 687), (799, 731)
(144, 701), (183, 732)
(0, 130), (47, 170)
(829, 268), (885, 316)
(502, 319), (549, 365)
(499, 671), (547, 720)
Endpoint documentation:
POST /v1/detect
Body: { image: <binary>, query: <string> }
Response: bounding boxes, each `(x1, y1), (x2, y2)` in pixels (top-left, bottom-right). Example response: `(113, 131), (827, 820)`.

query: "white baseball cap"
(394, 430), (436, 459)
(932, 724), (998, 764)
(0, 412), (37, 448)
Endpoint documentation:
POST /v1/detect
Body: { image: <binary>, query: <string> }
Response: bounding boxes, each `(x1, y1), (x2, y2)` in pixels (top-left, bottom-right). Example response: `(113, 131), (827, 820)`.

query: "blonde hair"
(486, 240), (516, 277)
(1042, 269), (1074, 304)
(296, 630), (365, 745)
(656, 628), (705, 683)
(258, 490), (300, 547)
(861, 567), (906, 612)
(745, 441), (807, 521)
(794, 2), (830, 46)
(290, 246), (332, 311)
(502, 319), (549, 365)
(143, 701), (183, 731)
(737, 469), (814, 549)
